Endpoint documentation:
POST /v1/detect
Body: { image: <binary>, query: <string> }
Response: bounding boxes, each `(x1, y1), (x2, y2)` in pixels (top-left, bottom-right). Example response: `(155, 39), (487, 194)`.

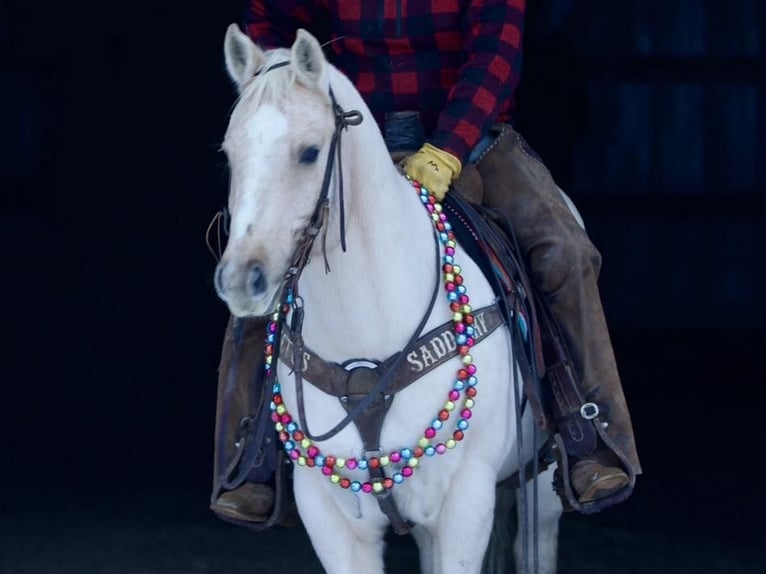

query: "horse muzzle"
(214, 258), (280, 317)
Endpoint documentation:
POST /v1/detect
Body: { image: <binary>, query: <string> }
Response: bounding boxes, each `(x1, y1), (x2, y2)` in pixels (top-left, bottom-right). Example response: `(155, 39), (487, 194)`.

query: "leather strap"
(278, 303), (505, 399)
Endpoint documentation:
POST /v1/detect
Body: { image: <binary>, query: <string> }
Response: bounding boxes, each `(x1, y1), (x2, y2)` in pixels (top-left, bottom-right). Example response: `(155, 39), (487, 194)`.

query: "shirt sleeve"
(429, 0), (526, 165)
(244, 0), (330, 49)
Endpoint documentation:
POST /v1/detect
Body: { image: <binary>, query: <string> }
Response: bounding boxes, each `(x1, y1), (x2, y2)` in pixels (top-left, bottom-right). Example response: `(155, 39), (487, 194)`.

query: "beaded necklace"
(265, 177), (478, 495)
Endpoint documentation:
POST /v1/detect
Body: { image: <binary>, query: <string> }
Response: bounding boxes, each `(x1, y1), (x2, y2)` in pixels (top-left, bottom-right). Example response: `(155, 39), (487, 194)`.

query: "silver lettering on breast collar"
(473, 310), (489, 338)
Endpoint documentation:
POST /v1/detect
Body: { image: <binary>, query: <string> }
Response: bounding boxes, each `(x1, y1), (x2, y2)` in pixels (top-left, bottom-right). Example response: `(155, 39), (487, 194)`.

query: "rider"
(210, 0), (641, 524)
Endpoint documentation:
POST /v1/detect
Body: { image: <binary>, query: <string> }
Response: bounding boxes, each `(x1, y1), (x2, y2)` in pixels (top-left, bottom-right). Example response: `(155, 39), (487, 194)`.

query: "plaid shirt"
(245, 0), (525, 164)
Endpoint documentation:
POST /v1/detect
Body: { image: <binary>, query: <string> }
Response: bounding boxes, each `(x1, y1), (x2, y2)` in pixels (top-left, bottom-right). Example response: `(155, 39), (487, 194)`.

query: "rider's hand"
(403, 143), (462, 201)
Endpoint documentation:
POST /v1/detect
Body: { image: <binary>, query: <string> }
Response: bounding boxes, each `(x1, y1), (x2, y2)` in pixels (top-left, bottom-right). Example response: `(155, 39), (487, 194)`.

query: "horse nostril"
(249, 265), (267, 296)
(214, 264), (226, 296)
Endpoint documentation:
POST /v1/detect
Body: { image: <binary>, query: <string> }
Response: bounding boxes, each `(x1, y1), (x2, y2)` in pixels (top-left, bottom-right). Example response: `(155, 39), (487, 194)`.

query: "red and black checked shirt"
(245, 0), (525, 164)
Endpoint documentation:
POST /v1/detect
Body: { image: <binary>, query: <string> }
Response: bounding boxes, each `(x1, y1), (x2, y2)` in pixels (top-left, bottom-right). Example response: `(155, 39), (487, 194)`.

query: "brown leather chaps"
(473, 124), (641, 476)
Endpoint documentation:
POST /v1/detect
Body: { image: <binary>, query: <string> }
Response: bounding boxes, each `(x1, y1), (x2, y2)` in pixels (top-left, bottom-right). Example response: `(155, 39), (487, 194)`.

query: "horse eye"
(299, 146), (320, 165)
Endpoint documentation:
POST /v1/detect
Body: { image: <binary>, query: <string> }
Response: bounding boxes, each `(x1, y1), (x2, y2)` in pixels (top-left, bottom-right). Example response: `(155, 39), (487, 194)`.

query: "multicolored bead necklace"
(265, 177), (479, 495)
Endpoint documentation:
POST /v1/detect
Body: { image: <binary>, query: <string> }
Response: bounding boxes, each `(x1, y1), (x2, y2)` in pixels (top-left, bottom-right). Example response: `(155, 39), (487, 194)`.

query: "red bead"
(414, 447), (424, 458)
(454, 275), (463, 285)
(453, 430), (464, 441)
(439, 409), (450, 421)
(306, 458), (316, 467)
(464, 314), (474, 325)
(443, 264), (454, 273)
(273, 394), (283, 405)
(450, 302), (461, 312)
(265, 344), (274, 355)
(459, 345), (470, 355)
(293, 430), (304, 441)
(458, 368), (468, 380)
(466, 387), (477, 398)
(383, 478), (394, 489)
(369, 457), (380, 469)
(279, 431), (289, 442)
(340, 478), (351, 489)
(325, 456), (336, 468)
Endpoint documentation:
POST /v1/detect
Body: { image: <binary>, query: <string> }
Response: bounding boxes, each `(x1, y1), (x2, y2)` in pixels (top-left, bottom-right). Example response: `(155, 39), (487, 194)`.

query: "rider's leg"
(475, 124), (641, 505)
(209, 315), (275, 522)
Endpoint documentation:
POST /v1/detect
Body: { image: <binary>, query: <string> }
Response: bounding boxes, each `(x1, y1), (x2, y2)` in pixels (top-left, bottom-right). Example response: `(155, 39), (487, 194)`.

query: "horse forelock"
(230, 49), (293, 122)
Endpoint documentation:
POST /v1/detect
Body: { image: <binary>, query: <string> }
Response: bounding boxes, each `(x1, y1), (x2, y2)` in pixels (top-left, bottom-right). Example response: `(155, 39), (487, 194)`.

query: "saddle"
(442, 190), (601, 506)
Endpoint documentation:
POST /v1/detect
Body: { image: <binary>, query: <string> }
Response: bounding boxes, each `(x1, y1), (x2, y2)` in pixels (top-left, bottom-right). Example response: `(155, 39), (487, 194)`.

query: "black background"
(2, 1), (764, 573)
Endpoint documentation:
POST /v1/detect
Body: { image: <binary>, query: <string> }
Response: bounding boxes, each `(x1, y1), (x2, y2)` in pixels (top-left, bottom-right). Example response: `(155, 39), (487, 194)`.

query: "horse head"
(215, 26), (348, 317)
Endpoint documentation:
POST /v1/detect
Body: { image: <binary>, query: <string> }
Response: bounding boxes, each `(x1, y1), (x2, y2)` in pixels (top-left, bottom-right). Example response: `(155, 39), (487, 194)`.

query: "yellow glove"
(403, 143), (462, 201)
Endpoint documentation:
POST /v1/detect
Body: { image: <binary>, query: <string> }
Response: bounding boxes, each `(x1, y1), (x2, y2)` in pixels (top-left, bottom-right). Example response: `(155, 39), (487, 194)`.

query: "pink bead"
(402, 467), (414, 477)
(390, 452), (401, 463)
(346, 458), (358, 469)
(322, 466), (332, 476)
(455, 323), (466, 333)
(425, 428), (436, 439)
(449, 390), (460, 401)
(435, 444), (447, 454)
(362, 483), (373, 493)
(271, 413), (279, 422)
(307, 446), (319, 458)
(459, 295), (469, 304)
(466, 337), (475, 346)
(461, 409), (472, 419)
(467, 365), (477, 375)
(445, 282), (456, 292)
(289, 450), (300, 460)
(446, 247), (455, 255)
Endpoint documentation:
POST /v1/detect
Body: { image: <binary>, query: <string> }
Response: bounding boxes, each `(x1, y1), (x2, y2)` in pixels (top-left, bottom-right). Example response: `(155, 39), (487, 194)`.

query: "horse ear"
(291, 29), (327, 89)
(224, 23), (266, 92)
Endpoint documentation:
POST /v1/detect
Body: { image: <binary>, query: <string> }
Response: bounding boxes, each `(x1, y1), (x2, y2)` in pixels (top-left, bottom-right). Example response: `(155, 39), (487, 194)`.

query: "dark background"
(2, 1), (764, 573)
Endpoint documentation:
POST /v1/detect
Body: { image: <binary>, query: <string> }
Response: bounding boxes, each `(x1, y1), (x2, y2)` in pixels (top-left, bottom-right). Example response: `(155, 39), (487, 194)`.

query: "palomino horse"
(215, 25), (563, 574)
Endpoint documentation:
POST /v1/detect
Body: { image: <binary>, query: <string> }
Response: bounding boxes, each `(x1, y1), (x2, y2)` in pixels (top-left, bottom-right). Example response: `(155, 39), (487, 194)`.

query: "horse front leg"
(293, 471), (388, 574)
(429, 463), (498, 574)
(411, 524), (436, 574)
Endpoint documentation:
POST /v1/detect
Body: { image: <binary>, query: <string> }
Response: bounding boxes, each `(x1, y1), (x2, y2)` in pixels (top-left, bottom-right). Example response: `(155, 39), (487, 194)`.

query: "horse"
(214, 24), (563, 574)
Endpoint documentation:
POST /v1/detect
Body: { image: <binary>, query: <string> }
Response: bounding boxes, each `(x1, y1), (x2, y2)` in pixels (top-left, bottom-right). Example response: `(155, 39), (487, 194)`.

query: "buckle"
(579, 402), (600, 420)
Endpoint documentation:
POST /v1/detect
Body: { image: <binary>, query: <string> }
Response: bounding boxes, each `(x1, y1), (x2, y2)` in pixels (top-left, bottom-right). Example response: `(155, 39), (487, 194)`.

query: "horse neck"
(298, 117), (438, 360)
